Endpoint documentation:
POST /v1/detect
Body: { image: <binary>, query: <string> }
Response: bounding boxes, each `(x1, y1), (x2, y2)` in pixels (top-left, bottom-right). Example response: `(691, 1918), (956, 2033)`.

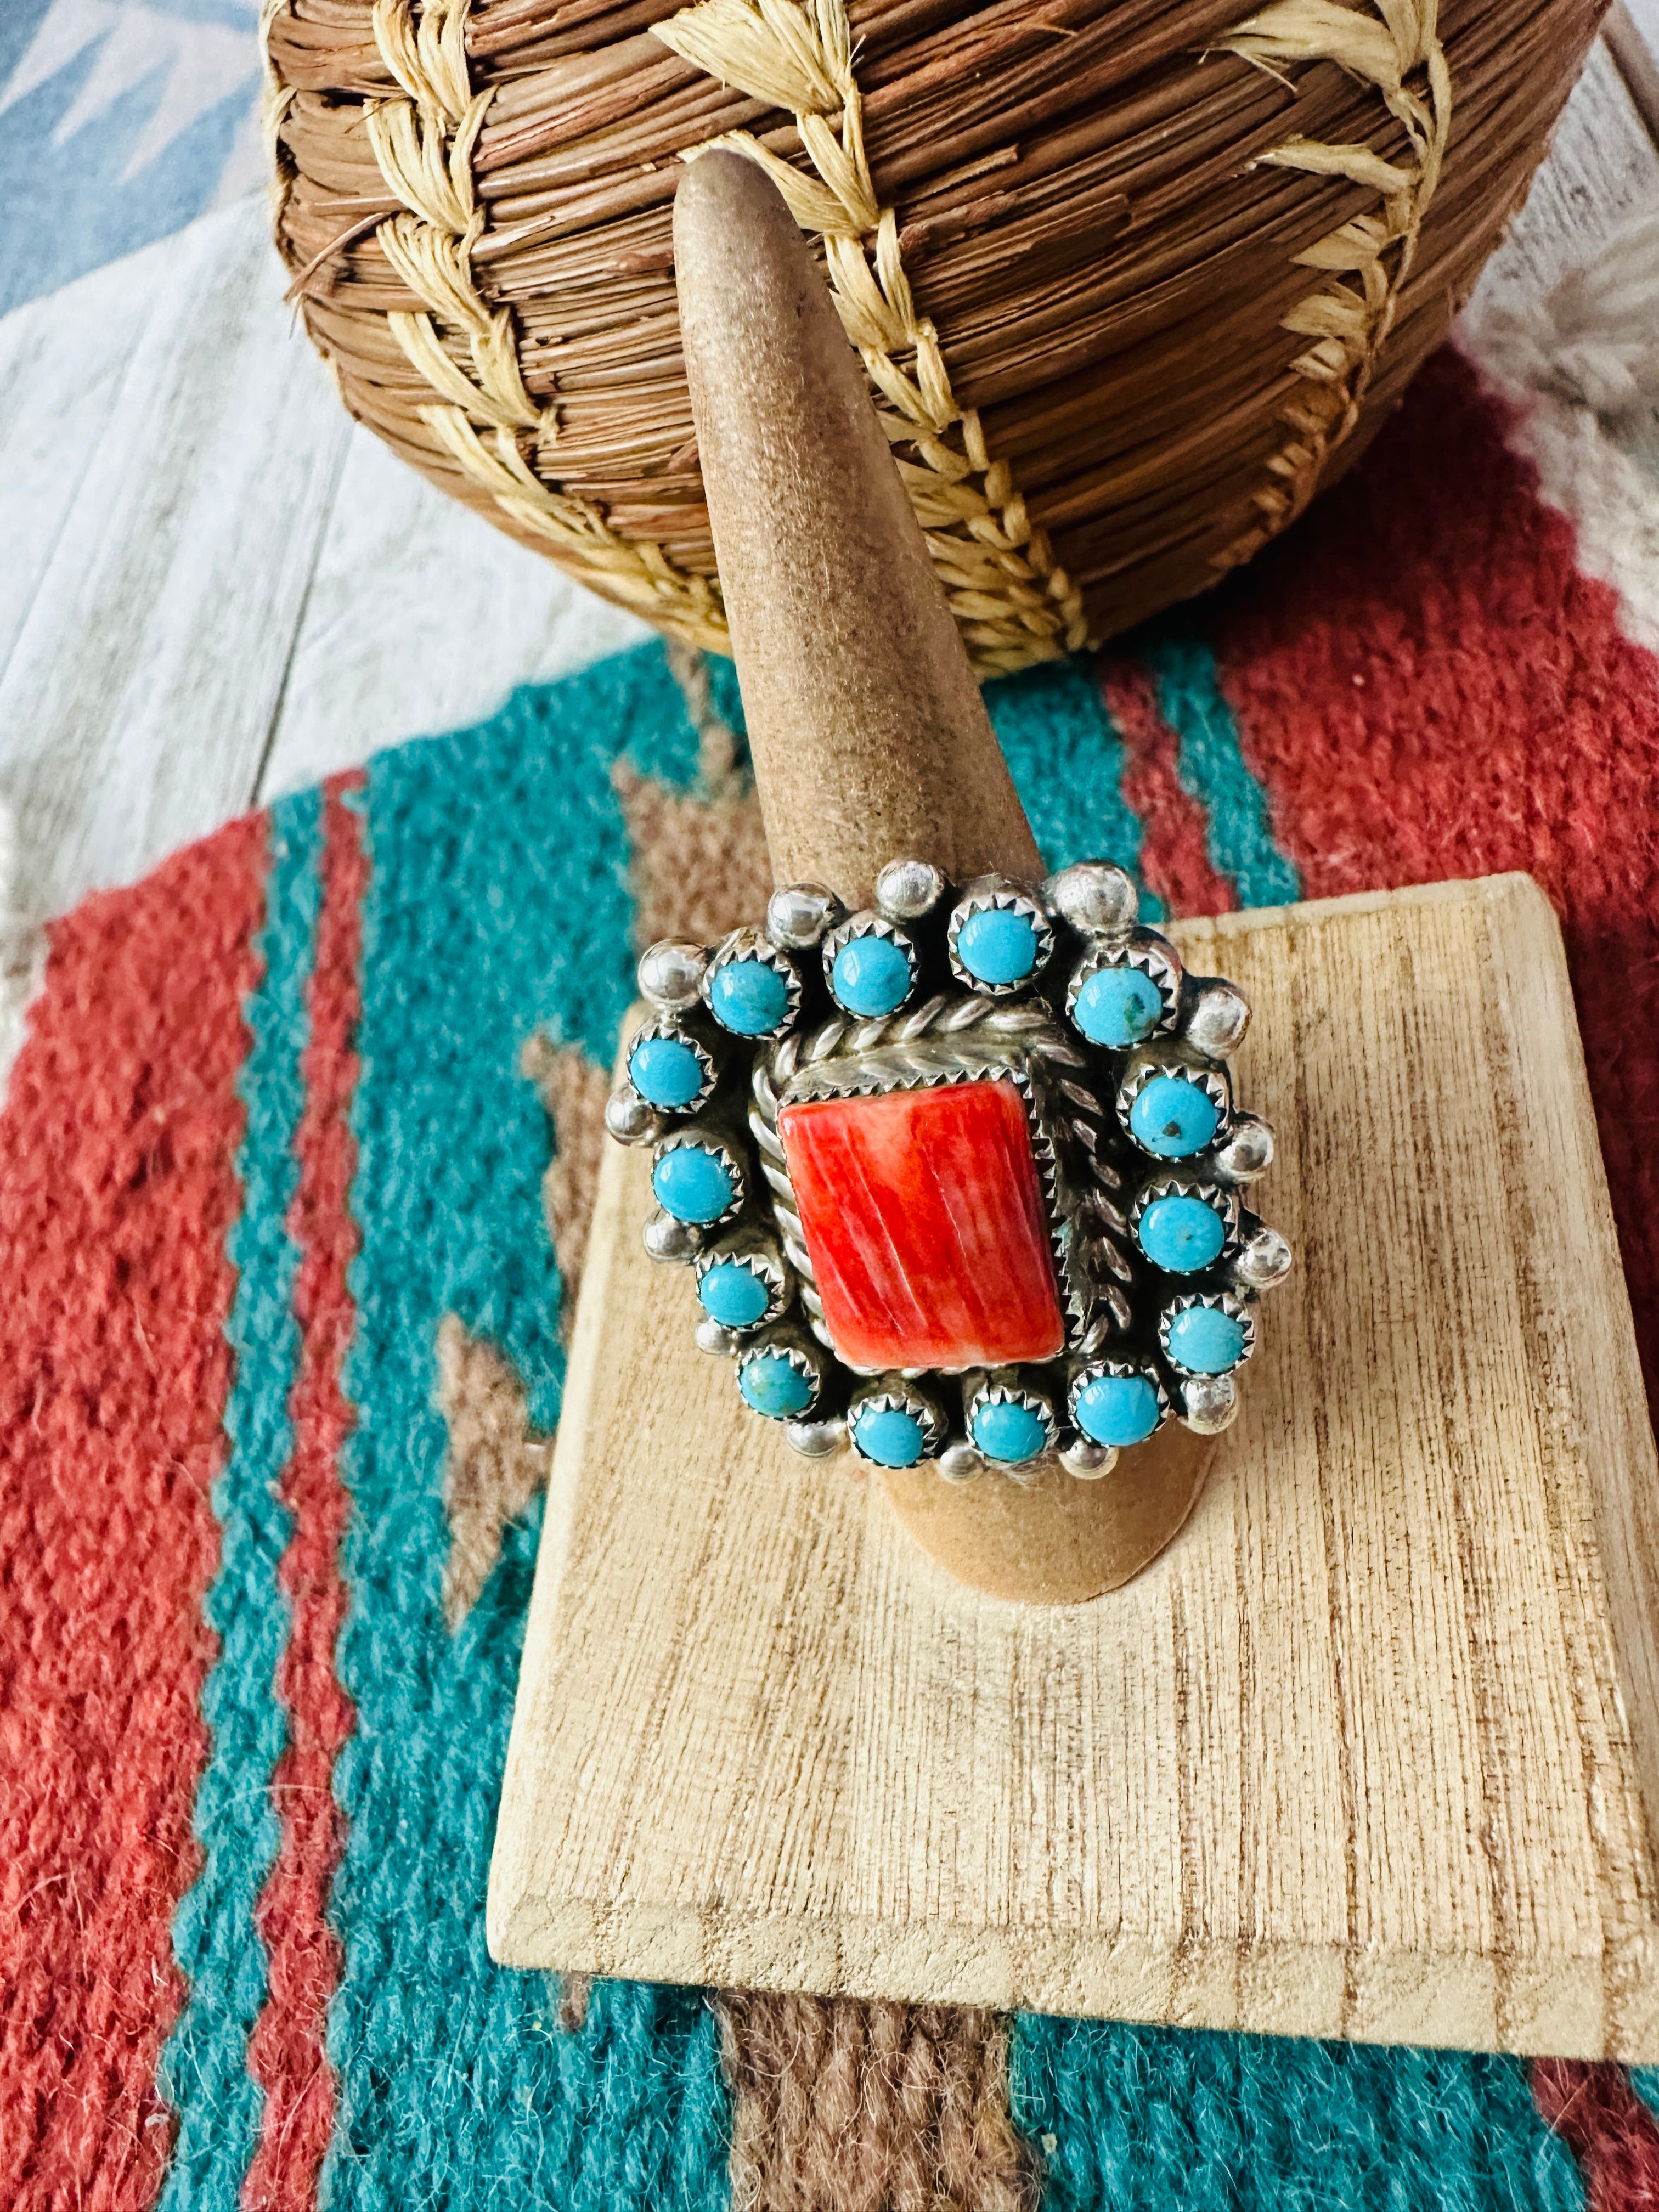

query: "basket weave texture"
(267, 0), (1600, 675)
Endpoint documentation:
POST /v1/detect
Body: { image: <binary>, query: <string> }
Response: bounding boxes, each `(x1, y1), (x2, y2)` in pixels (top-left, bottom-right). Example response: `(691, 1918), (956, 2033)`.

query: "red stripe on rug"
(1098, 658), (1236, 919)
(0, 821), (266, 2209)
(245, 780), (367, 2211)
(1207, 344), (1659, 1402)
(1533, 2061), (1659, 2209)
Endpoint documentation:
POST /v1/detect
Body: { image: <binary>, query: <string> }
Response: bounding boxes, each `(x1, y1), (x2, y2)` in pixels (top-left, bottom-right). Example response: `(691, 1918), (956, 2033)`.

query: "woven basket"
(266, 0), (1601, 678)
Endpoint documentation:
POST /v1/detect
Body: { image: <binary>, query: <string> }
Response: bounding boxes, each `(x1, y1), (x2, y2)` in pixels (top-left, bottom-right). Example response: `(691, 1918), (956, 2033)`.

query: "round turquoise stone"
(1129, 1073), (1220, 1159)
(1138, 1192), (1225, 1273)
(709, 957), (790, 1035)
(740, 1352), (814, 1419)
(853, 1403), (927, 1468)
(956, 907), (1039, 986)
(1074, 964), (1163, 1047)
(698, 1260), (770, 1329)
(652, 1145), (733, 1223)
(972, 1397), (1048, 1464)
(831, 934), (911, 1016)
(1074, 1372), (1162, 1448)
(1166, 1303), (1246, 1374)
(629, 1032), (706, 1110)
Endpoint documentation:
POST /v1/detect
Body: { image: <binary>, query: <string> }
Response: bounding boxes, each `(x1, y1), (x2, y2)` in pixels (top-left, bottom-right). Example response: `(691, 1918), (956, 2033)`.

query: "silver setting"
(1180, 1372), (1240, 1434)
(1065, 934), (1182, 1042)
(1044, 860), (1138, 939)
(1130, 1177), (1240, 1272)
(625, 1017), (717, 1118)
(847, 1379), (949, 1465)
(768, 883), (844, 950)
(876, 857), (947, 921)
(821, 912), (921, 1018)
(1183, 979), (1252, 1057)
(964, 1374), (1059, 1468)
(1233, 1224), (1293, 1290)
(938, 1440), (985, 1483)
(1159, 1289), (1257, 1375)
(946, 878), (1056, 997)
(605, 1085), (662, 1146)
(644, 1211), (705, 1262)
(1060, 1436), (1118, 1480)
(1212, 1112), (1274, 1183)
(786, 1413), (847, 1458)
(735, 1335), (826, 1420)
(1116, 1056), (1231, 1158)
(702, 927), (803, 1038)
(651, 1128), (747, 1230)
(1066, 1357), (1171, 1444)
(638, 938), (707, 1012)
(693, 1241), (790, 1331)
(605, 853), (1285, 1483)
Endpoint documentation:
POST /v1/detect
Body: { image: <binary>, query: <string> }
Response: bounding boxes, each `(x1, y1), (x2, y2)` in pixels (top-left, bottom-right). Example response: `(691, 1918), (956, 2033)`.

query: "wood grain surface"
(490, 875), (1659, 2059)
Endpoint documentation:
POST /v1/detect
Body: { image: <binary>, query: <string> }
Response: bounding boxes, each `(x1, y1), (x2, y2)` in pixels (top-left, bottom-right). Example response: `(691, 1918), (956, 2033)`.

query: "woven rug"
(7, 300), (1659, 2208)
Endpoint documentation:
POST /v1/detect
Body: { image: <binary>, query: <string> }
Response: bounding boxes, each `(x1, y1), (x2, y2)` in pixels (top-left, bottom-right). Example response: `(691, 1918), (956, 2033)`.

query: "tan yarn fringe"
(363, 0), (729, 650)
(716, 1994), (1038, 2212)
(655, 0), (1088, 675)
(1213, 0), (1451, 567)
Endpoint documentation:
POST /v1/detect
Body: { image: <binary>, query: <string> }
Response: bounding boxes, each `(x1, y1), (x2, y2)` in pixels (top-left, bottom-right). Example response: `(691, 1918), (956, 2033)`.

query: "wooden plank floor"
(0, 39), (1653, 926)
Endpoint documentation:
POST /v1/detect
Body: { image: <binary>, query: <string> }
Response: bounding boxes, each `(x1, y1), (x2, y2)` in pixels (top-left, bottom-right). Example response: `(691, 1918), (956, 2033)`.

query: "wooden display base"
(489, 876), (1659, 2059)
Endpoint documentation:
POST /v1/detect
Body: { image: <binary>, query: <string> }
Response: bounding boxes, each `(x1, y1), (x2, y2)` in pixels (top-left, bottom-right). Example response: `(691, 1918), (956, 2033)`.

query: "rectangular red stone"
(777, 1076), (1066, 1373)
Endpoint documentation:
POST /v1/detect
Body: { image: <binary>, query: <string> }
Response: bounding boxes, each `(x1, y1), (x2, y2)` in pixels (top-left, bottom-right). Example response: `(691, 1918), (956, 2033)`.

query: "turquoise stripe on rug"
(322, 643), (729, 2210)
(988, 658), (1165, 921)
(1012, 2016), (1583, 2211)
(156, 791), (321, 2208)
(1145, 636), (1301, 911)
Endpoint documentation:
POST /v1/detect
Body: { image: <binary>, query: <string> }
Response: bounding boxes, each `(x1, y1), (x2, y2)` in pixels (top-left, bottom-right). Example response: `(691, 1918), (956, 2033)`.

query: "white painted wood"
(257, 425), (646, 803)
(0, 195), (347, 921)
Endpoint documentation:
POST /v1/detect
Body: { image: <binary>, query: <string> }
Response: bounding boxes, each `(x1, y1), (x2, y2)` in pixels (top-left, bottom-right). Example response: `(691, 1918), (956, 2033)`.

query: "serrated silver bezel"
(625, 1017), (718, 1117)
(651, 1128), (747, 1230)
(1065, 937), (1182, 1043)
(702, 927), (803, 1039)
(820, 911), (921, 1017)
(1158, 1289), (1257, 1374)
(945, 881), (1056, 997)
(847, 1383), (949, 1463)
(1116, 1058), (1231, 1156)
(692, 1244), (788, 1331)
(734, 1337), (825, 1419)
(1130, 1176), (1239, 1272)
(1066, 1357), (1172, 1440)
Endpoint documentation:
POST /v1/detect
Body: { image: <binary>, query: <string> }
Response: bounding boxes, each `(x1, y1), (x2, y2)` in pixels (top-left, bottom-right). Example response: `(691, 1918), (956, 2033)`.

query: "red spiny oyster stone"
(777, 1076), (1066, 1372)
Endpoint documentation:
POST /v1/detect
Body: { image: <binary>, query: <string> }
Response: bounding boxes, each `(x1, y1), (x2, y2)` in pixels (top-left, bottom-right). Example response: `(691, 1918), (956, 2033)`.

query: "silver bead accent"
(605, 1085), (661, 1146)
(1181, 1372), (1239, 1433)
(785, 1414), (847, 1459)
(643, 1211), (703, 1262)
(1045, 860), (1138, 938)
(637, 939), (707, 1012)
(1061, 1436), (1118, 1480)
(938, 1441), (984, 1483)
(768, 883), (844, 950)
(875, 857), (947, 921)
(695, 1317), (741, 1356)
(1234, 1224), (1293, 1289)
(1183, 980), (1251, 1056)
(1212, 1112), (1274, 1182)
